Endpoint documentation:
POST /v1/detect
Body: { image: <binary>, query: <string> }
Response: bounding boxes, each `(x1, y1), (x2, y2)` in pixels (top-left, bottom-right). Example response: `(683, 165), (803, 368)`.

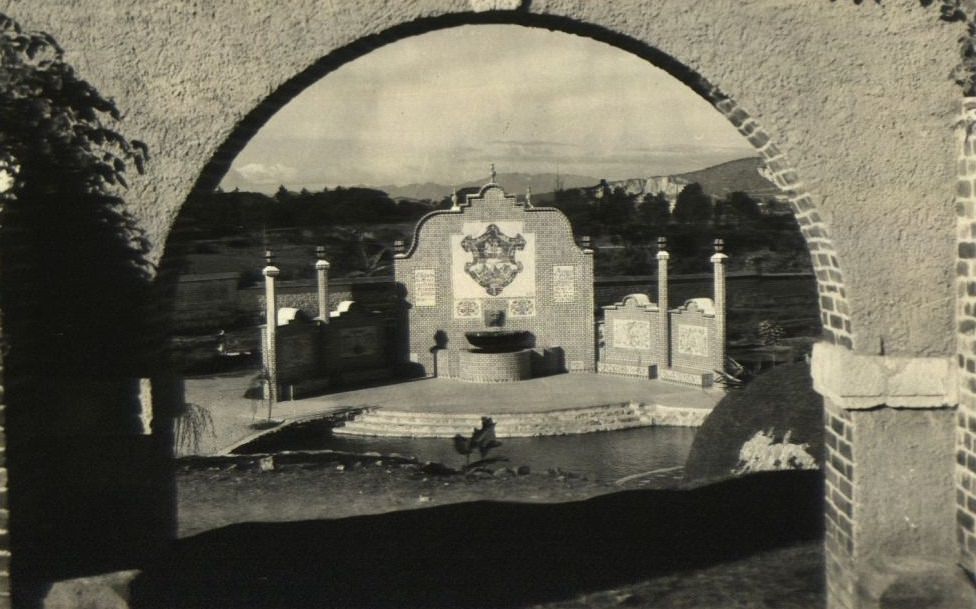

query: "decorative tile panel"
(414, 269), (436, 306)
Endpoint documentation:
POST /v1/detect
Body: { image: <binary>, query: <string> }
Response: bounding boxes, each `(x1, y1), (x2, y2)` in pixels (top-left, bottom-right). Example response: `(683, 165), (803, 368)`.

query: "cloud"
(233, 162), (299, 185)
(223, 25), (756, 189)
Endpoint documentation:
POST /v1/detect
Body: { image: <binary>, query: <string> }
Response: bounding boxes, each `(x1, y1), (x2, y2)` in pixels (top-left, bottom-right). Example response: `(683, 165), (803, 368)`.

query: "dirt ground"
(177, 457), (666, 537)
(174, 458), (823, 609)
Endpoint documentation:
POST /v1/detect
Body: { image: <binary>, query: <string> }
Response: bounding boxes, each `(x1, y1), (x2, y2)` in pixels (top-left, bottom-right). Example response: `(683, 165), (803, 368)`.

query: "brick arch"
(175, 11), (853, 348)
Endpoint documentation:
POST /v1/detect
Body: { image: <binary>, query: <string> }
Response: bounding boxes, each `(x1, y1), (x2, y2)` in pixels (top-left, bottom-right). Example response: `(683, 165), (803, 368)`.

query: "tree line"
(547, 183), (809, 275)
(180, 182), (810, 277)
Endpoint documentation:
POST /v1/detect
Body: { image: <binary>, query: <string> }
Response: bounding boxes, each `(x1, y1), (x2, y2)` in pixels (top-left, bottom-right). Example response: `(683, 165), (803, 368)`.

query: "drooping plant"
(174, 402), (215, 455)
(453, 416), (503, 470)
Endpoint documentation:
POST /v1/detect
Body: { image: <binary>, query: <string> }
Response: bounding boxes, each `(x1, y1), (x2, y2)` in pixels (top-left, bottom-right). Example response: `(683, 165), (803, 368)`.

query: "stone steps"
(351, 403), (644, 423)
(334, 403), (655, 438)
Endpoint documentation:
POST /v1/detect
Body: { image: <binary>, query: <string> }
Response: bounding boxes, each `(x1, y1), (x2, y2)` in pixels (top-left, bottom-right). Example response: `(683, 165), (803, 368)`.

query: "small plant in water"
(175, 402), (216, 454)
(757, 320), (786, 346)
(453, 416), (504, 470)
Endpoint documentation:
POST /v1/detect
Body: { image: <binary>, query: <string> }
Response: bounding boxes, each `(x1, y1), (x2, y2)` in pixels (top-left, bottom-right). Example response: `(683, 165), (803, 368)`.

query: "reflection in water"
(321, 426), (698, 482)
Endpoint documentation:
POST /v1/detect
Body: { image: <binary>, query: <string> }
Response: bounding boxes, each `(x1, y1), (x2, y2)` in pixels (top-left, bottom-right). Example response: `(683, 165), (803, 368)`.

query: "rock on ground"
(683, 362), (823, 485)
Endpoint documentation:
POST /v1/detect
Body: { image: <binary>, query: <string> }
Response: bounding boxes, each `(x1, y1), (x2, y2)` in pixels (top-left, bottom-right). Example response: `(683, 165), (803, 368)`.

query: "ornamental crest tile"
(461, 223), (526, 296)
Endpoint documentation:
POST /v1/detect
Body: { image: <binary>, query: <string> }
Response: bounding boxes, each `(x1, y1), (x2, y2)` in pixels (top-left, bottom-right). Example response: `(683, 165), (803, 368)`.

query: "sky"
(220, 24), (755, 193)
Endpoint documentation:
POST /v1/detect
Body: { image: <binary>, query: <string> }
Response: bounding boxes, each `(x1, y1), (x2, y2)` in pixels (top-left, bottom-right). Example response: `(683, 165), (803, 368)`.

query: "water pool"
(237, 422), (698, 483)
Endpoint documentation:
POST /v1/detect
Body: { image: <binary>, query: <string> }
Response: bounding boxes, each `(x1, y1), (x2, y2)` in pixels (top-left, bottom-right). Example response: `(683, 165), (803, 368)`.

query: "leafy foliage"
(671, 183), (712, 225)
(0, 12), (153, 428)
(182, 180), (811, 278)
(757, 320), (787, 346)
(0, 13), (148, 194)
(839, 1), (976, 95)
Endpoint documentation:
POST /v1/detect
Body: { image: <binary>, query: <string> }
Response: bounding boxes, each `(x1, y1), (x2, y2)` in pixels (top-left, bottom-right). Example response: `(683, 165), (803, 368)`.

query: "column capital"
(811, 342), (957, 409)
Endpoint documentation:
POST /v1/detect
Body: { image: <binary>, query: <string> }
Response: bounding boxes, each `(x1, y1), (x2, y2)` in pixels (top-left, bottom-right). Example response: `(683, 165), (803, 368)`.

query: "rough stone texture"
(0, 2), (969, 607)
(851, 407), (957, 564)
(861, 556), (976, 609)
(0, 0), (960, 357)
(41, 570), (139, 609)
(811, 342), (957, 410)
(824, 399), (960, 609)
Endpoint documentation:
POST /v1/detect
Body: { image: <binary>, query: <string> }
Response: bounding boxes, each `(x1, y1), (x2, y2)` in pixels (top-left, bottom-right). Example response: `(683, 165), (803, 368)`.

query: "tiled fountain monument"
(254, 167), (726, 438)
(393, 165), (596, 381)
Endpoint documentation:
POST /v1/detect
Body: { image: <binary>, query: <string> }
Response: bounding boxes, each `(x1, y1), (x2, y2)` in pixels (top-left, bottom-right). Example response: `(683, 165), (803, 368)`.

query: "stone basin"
(464, 330), (531, 353)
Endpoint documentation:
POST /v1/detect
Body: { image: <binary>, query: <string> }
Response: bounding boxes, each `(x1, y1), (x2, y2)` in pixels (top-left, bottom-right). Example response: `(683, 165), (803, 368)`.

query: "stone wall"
(321, 303), (393, 381)
(244, 277), (399, 324)
(172, 273), (240, 330)
(267, 322), (319, 384)
(235, 271), (819, 336)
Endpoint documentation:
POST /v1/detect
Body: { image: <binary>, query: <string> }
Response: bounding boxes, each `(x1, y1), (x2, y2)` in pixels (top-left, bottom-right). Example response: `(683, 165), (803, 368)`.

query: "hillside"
(592, 157), (777, 201)
(674, 157), (779, 199)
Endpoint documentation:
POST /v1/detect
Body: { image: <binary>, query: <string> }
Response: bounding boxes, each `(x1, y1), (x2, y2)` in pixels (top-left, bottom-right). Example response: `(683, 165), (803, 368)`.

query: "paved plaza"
(298, 373), (721, 414)
(185, 371), (722, 455)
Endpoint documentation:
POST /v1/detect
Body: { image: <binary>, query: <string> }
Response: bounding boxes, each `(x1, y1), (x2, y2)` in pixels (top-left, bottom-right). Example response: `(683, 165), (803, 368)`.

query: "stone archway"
(175, 10), (854, 344)
(1, 3), (968, 609)
(163, 9), (862, 604)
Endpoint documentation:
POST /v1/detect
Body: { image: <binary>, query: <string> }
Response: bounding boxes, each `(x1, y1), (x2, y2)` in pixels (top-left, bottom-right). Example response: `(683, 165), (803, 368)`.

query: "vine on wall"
(836, 0), (976, 94)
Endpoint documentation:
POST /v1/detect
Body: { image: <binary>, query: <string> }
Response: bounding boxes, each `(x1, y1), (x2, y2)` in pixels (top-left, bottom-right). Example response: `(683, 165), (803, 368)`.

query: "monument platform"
(221, 374), (722, 449)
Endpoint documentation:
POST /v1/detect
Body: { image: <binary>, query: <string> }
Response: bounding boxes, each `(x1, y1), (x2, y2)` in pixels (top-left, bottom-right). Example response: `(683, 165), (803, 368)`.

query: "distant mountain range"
(374, 172), (599, 201)
(220, 157), (778, 203)
(670, 157), (780, 199)
(377, 157), (776, 203)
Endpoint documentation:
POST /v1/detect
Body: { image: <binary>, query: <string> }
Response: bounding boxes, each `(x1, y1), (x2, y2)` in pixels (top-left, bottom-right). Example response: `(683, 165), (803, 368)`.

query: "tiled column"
(955, 97), (976, 579)
(710, 238), (727, 377)
(315, 245), (330, 323)
(656, 237), (670, 369)
(262, 250), (280, 406)
(0, 314), (9, 609)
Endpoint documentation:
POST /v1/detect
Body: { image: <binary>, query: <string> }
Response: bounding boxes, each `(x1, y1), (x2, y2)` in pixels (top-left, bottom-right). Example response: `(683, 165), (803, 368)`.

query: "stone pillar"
(812, 343), (968, 609)
(262, 250), (280, 406)
(315, 245), (330, 323)
(710, 238), (727, 376)
(656, 237), (670, 369)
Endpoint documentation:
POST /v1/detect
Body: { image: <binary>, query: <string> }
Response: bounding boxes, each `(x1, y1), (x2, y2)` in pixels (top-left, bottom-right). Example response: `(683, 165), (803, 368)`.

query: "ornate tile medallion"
(460, 223), (526, 296)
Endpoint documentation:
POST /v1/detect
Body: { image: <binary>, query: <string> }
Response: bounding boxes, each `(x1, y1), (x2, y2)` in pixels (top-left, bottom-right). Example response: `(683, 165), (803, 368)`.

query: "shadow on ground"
(131, 470), (822, 609)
